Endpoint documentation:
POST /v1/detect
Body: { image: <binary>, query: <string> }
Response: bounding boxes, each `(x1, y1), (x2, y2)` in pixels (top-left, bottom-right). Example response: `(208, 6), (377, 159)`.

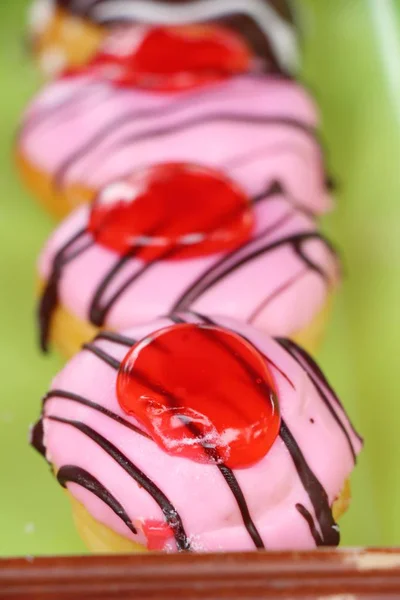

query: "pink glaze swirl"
(19, 73), (332, 215)
(32, 313), (362, 551)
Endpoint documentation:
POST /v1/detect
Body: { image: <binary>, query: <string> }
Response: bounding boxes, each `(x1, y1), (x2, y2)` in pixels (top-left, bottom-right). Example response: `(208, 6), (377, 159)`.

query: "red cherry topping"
(117, 323), (280, 468)
(88, 163), (253, 260)
(85, 24), (252, 91)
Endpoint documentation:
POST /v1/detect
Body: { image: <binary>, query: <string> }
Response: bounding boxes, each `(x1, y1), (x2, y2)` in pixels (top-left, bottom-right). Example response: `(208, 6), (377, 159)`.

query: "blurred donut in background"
(27, 0), (298, 76)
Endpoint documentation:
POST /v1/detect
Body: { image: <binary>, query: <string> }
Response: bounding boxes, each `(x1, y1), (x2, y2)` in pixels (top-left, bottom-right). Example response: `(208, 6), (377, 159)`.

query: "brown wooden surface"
(1, 548), (400, 599)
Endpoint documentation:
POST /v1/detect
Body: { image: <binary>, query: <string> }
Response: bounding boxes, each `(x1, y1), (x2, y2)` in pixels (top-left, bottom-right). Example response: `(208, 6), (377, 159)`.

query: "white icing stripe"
(91, 0), (298, 71)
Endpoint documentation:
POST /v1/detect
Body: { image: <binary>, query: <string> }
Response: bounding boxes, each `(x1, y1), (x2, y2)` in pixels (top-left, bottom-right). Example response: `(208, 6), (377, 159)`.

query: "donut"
(27, 0), (297, 76)
(31, 314), (362, 552)
(17, 71), (332, 218)
(36, 163), (339, 358)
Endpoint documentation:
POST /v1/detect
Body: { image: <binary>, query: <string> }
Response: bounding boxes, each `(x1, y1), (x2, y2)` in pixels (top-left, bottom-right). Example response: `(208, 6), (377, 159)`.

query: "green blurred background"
(0, 0), (399, 555)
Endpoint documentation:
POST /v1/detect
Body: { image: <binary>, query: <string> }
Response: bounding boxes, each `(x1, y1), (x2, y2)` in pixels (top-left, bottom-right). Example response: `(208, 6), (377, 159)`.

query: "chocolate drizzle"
(43, 389), (151, 438)
(276, 337), (362, 459)
(88, 246), (172, 327)
(94, 331), (138, 347)
(325, 175), (337, 192)
(30, 419), (46, 458)
(82, 342), (121, 369)
(217, 464), (265, 548)
(201, 453), (265, 549)
(39, 228), (92, 352)
(280, 419), (340, 546)
(171, 231), (334, 313)
(48, 415), (192, 551)
(218, 10), (292, 72)
(251, 179), (310, 215)
(57, 465), (137, 534)
(295, 503), (323, 546)
(278, 338), (361, 430)
(292, 235), (335, 283)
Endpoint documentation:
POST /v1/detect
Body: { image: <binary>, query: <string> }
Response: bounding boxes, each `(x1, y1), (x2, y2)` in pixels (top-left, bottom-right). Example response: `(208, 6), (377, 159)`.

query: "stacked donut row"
(21, 0), (362, 553)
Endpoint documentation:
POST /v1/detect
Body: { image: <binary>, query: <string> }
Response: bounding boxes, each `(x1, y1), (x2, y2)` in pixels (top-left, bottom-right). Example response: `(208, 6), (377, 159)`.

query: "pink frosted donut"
(18, 72), (332, 215)
(37, 177), (339, 352)
(31, 313), (362, 552)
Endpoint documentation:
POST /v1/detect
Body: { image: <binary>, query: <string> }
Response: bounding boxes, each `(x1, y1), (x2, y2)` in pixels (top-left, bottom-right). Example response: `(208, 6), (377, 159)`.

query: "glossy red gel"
(88, 163), (253, 260)
(141, 520), (174, 551)
(87, 24), (252, 91)
(117, 323), (280, 468)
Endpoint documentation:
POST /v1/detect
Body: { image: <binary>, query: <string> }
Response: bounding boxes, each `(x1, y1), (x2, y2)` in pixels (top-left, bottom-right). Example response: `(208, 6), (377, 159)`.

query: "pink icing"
(38, 190), (339, 336)
(38, 314), (362, 551)
(19, 73), (332, 214)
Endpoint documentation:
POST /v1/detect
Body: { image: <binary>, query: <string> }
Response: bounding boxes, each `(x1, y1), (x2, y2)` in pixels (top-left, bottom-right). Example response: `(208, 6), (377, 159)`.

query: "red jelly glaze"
(141, 520), (174, 551)
(117, 323), (280, 469)
(88, 163), (253, 260)
(88, 24), (252, 91)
